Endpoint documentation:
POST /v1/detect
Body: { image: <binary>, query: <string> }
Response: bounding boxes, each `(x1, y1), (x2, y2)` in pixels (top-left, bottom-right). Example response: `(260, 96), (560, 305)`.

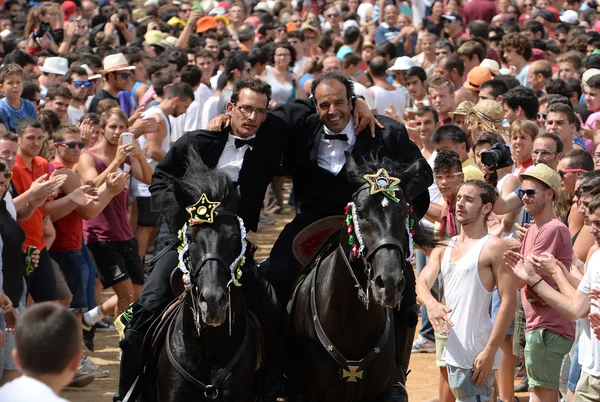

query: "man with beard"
(88, 54), (134, 115)
(130, 83), (194, 261)
(64, 67), (90, 125)
(417, 180), (515, 402)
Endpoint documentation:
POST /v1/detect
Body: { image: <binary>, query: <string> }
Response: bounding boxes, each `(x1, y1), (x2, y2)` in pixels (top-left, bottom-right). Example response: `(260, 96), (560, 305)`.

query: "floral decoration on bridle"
(176, 193), (247, 291)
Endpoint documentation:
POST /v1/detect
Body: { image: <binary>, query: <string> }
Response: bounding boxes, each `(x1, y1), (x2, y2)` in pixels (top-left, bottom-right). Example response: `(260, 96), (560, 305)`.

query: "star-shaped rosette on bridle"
(186, 193), (221, 225)
(363, 168), (401, 203)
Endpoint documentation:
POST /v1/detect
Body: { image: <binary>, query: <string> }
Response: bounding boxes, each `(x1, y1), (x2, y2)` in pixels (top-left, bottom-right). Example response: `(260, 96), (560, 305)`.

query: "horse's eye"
(356, 210), (365, 219)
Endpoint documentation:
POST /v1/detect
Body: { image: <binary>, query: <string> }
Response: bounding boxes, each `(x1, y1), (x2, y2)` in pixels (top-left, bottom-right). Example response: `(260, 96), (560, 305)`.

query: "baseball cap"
(441, 12), (463, 23)
(463, 67), (495, 92)
(519, 164), (561, 195)
(480, 59), (500, 75)
(559, 9), (579, 24)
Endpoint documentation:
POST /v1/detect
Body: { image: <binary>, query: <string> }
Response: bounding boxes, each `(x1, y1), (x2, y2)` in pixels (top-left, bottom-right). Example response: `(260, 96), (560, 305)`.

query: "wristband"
(531, 278), (543, 288)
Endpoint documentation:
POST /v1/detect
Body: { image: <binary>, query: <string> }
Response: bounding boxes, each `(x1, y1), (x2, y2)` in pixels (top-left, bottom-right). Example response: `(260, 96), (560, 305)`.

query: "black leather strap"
(364, 237), (405, 262)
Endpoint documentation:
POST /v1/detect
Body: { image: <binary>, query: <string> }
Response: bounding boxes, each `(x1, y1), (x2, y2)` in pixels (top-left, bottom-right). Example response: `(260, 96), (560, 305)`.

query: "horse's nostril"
(374, 276), (385, 290)
(218, 292), (227, 308)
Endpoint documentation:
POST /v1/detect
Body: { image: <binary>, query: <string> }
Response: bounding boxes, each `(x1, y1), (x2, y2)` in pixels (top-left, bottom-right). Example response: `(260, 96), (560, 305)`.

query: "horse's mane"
(168, 148), (240, 230)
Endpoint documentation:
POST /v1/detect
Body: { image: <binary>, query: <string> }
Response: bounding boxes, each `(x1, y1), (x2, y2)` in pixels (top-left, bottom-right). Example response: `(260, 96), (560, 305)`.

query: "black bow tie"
(324, 133), (348, 141)
(235, 137), (257, 149)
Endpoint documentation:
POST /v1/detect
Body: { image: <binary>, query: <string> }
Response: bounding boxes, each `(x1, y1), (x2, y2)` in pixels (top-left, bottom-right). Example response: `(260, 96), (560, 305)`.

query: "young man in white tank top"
(417, 180), (517, 401)
(131, 83), (194, 261)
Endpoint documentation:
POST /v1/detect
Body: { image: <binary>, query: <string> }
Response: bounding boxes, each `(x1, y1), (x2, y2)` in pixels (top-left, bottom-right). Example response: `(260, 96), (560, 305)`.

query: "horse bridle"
(339, 183), (409, 309)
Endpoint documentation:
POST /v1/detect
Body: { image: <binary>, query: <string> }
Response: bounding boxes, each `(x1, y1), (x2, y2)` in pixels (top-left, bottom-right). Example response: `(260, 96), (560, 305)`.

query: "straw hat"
(519, 163), (561, 194)
(100, 53), (136, 74)
(449, 100), (475, 118)
(469, 100), (505, 133)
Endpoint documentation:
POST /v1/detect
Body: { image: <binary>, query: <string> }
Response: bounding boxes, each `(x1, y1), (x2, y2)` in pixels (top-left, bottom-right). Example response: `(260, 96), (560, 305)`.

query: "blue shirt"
(0, 98), (38, 132)
(375, 24), (407, 57)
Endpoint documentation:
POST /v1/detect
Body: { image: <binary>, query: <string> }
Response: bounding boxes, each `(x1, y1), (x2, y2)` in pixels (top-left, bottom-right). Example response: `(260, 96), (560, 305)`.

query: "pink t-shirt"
(520, 218), (575, 340)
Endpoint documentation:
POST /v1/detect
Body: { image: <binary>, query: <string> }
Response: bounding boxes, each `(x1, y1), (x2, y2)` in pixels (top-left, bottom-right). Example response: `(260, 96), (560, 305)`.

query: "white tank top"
(370, 86), (407, 120)
(131, 106), (171, 198)
(441, 234), (502, 370)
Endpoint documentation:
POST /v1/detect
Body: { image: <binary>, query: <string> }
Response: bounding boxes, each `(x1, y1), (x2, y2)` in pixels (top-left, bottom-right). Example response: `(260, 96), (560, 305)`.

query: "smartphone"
(35, 21), (50, 38)
(121, 132), (134, 145)
(24, 246), (37, 274)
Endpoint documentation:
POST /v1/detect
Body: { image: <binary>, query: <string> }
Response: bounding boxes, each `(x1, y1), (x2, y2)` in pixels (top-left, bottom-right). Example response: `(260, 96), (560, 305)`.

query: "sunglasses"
(57, 141), (85, 149)
(489, 36), (501, 43)
(2, 171), (12, 180)
(537, 113), (547, 120)
(73, 80), (91, 88)
(120, 73), (131, 80)
(558, 168), (586, 178)
(518, 188), (538, 198)
(326, 13), (339, 18)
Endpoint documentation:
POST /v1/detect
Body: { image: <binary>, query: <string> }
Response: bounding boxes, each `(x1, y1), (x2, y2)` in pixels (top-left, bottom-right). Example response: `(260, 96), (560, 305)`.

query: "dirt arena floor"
(64, 191), (530, 402)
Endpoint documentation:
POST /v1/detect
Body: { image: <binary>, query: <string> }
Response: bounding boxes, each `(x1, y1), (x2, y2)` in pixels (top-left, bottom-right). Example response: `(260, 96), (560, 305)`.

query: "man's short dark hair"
(230, 77), (272, 106)
(565, 77), (582, 100)
(343, 26), (361, 45)
(166, 82), (195, 102)
(223, 51), (249, 81)
(587, 75), (600, 90)
(405, 66), (427, 83)
(468, 20), (490, 40)
(523, 20), (546, 39)
(3, 50), (35, 68)
(151, 71), (175, 97)
(311, 72), (354, 103)
(198, 33), (218, 48)
(545, 78), (571, 99)
(248, 46), (269, 67)
(0, 131), (19, 142)
(547, 102), (576, 124)
(479, 80), (508, 99)
(368, 56), (388, 77)
(443, 54), (465, 77)
(146, 59), (170, 79)
(342, 53), (362, 69)
(563, 149), (594, 172)
(21, 82), (40, 104)
(587, 54), (600, 69)
(503, 87), (539, 120)
(587, 195), (600, 215)
(375, 41), (396, 60)
(434, 149), (462, 173)
(432, 124), (470, 150)
(15, 303), (80, 375)
(64, 67), (88, 84)
(535, 132), (563, 154)
(461, 180), (499, 211)
(180, 64), (202, 88)
(493, 74), (520, 90)
(436, 39), (455, 53)
(415, 105), (438, 124)
(47, 84), (72, 101)
(287, 30), (305, 42)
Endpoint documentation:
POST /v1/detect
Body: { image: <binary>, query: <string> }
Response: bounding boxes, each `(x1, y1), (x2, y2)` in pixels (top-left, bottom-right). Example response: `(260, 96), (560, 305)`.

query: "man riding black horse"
(115, 73), (432, 402)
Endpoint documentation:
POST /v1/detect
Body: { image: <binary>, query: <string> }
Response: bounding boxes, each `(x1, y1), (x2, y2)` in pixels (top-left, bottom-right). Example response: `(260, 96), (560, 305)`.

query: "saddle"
(292, 216), (345, 266)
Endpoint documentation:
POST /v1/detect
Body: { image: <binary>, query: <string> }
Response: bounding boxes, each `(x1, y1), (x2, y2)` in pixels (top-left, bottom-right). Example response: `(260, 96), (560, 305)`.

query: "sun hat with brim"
(463, 66), (495, 92)
(519, 163), (561, 195)
(196, 16), (218, 33)
(449, 100), (475, 119)
(80, 64), (102, 80)
(480, 59), (500, 75)
(469, 100), (505, 133)
(387, 56), (416, 71)
(214, 14), (230, 26)
(40, 57), (69, 75)
(560, 9), (579, 24)
(363, 41), (375, 49)
(582, 68), (600, 85)
(144, 30), (163, 46)
(161, 36), (178, 47)
(254, 2), (271, 13)
(100, 53), (136, 74)
(167, 16), (186, 26)
(300, 22), (320, 39)
(209, 7), (227, 16)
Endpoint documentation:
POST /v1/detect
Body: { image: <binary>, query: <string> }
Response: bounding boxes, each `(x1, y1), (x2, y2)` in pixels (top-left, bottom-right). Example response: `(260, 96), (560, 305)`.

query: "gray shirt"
(217, 88), (233, 116)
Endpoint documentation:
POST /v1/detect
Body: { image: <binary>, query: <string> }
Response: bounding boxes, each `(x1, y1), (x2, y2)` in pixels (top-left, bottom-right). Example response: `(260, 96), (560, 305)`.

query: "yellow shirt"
(462, 158), (484, 181)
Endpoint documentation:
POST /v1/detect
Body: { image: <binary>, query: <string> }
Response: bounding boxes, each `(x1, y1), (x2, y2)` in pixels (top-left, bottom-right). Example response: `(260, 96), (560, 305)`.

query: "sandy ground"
(64, 192), (529, 402)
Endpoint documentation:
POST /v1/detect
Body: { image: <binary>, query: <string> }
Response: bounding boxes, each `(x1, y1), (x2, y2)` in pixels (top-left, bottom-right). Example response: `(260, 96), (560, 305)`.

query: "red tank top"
(49, 161), (83, 252)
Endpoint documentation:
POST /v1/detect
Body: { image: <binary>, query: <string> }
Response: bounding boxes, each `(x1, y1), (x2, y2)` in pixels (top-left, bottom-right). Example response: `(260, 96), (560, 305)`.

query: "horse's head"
(345, 152), (428, 308)
(173, 152), (243, 328)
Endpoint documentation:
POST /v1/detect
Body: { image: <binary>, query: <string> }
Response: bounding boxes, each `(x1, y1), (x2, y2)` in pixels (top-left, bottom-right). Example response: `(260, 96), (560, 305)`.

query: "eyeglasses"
(537, 113), (547, 120)
(594, 152), (600, 159)
(1, 171), (12, 180)
(531, 149), (557, 157)
(518, 188), (538, 198)
(434, 172), (463, 181)
(57, 141), (85, 149)
(73, 80), (91, 88)
(235, 104), (268, 118)
(558, 168), (586, 178)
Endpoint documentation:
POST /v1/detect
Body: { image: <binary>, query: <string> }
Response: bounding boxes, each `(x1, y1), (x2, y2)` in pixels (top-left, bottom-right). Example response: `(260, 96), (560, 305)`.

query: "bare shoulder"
(483, 236), (509, 259)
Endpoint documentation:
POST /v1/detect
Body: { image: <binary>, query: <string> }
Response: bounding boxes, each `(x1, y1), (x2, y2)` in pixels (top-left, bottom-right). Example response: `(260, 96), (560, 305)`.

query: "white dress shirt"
(0, 376), (68, 402)
(317, 116), (356, 175)
(216, 133), (256, 182)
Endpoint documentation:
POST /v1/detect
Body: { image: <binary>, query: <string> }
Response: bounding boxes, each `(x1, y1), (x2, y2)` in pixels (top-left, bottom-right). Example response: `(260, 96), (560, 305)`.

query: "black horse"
(150, 158), (260, 402)
(287, 153), (437, 402)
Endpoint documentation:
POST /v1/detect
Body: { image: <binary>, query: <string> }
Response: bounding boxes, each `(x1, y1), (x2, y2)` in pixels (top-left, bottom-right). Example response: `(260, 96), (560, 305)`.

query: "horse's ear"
(345, 152), (358, 175)
(399, 158), (432, 200)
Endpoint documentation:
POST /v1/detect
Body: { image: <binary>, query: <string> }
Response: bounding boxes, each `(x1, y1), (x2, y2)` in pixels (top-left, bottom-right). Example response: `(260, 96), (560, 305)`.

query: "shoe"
(80, 356), (110, 378)
(82, 321), (95, 352)
(514, 376), (529, 392)
(68, 369), (95, 388)
(411, 335), (436, 353)
(94, 317), (116, 332)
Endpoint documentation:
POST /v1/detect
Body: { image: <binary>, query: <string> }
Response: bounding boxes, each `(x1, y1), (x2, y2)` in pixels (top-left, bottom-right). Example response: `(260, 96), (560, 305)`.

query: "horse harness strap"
(310, 253), (392, 402)
(336, 245), (369, 306)
(165, 310), (250, 399)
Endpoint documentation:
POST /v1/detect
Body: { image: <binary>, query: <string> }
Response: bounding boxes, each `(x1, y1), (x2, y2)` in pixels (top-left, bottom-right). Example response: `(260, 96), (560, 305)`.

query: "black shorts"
(87, 239), (145, 289)
(137, 197), (160, 227)
(25, 248), (58, 302)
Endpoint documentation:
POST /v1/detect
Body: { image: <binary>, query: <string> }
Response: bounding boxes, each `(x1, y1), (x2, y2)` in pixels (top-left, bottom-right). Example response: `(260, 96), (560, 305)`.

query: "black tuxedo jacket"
(271, 100), (433, 219)
(150, 125), (287, 233)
